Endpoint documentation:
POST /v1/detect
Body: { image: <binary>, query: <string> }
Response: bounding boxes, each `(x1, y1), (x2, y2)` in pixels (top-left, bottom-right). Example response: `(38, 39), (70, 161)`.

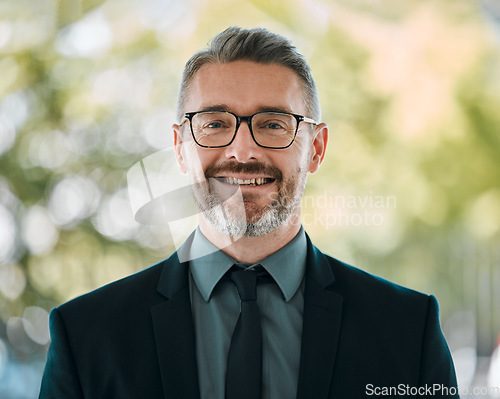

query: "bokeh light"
(92, 188), (138, 241)
(22, 307), (50, 346)
(0, 205), (17, 263)
(48, 175), (101, 227)
(21, 206), (59, 255)
(0, 339), (8, 378)
(0, 264), (26, 301)
(55, 10), (113, 58)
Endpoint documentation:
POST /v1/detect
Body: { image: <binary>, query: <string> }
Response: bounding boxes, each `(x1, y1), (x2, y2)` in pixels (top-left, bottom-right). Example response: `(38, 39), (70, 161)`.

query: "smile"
(214, 177), (275, 186)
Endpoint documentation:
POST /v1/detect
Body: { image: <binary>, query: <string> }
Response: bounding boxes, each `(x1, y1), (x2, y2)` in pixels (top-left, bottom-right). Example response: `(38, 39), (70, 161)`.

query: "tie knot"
(230, 269), (258, 301)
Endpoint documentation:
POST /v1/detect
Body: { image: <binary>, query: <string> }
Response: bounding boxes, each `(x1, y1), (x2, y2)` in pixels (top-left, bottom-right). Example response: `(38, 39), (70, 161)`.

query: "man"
(39, 27), (459, 398)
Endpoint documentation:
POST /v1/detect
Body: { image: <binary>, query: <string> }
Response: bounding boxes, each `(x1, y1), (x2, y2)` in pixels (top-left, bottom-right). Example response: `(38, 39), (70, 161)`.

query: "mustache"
(205, 161), (282, 182)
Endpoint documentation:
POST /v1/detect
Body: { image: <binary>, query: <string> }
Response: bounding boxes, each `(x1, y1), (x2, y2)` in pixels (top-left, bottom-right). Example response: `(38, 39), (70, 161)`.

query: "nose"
(224, 120), (263, 162)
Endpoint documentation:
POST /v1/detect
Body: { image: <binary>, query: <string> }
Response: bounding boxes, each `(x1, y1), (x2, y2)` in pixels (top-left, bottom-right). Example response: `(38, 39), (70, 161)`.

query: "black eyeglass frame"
(182, 110), (318, 149)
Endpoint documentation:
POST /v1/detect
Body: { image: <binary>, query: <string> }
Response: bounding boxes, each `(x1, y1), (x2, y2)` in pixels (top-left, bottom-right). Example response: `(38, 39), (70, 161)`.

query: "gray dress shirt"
(183, 227), (307, 399)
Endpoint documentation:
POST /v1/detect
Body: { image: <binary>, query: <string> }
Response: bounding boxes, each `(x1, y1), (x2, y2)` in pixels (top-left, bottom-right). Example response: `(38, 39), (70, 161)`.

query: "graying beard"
(204, 201), (293, 237)
(194, 170), (306, 237)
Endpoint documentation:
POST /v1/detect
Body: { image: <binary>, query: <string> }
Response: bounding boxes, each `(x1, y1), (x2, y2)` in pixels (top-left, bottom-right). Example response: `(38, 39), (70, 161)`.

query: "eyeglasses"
(183, 110), (317, 149)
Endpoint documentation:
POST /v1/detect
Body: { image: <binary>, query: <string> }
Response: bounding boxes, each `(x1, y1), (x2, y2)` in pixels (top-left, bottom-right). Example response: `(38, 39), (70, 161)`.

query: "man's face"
(173, 60), (325, 237)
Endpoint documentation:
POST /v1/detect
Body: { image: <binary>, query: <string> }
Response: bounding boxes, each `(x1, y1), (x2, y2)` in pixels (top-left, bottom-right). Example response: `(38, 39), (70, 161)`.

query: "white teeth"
(223, 177), (270, 185)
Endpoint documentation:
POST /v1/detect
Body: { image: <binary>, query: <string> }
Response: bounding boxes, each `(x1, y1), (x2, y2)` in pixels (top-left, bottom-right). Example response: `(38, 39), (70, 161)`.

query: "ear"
(173, 124), (188, 174)
(308, 122), (328, 174)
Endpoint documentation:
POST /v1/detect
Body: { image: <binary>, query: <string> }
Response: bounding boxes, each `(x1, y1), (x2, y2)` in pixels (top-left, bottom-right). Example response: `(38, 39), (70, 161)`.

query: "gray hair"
(176, 26), (320, 122)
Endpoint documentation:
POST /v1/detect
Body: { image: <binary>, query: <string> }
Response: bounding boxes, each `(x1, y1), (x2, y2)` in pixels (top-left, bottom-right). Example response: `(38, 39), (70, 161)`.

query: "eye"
(206, 121), (224, 129)
(202, 120), (229, 130)
(254, 113), (294, 132)
(265, 122), (285, 130)
(258, 119), (287, 130)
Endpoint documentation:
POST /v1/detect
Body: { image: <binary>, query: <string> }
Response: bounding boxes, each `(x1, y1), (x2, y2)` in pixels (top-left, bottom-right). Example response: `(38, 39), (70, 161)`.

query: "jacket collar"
(296, 234), (343, 399)
(151, 251), (200, 399)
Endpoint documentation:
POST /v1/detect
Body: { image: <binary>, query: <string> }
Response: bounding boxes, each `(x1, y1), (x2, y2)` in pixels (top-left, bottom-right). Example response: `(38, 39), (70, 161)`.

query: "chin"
(204, 203), (296, 238)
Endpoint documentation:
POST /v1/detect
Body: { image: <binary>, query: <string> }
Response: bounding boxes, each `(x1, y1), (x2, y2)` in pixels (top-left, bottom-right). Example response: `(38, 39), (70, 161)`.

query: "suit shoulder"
(57, 256), (170, 317)
(324, 253), (431, 306)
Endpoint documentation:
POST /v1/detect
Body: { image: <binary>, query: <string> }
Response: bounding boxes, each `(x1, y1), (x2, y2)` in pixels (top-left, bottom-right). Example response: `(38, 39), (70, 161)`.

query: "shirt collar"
(259, 227), (307, 302)
(187, 227), (307, 302)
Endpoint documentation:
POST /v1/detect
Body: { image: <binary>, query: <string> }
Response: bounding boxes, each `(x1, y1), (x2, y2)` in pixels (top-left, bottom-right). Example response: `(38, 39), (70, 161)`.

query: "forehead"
(185, 60), (306, 115)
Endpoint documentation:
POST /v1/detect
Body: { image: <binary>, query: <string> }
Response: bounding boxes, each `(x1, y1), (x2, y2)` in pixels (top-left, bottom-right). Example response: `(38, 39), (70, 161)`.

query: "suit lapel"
(296, 237), (343, 399)
(151, 253), (200, 399)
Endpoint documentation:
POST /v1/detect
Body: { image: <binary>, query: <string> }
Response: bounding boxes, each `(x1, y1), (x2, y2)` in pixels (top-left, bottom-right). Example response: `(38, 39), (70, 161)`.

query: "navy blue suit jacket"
(39, 235), (458, 398)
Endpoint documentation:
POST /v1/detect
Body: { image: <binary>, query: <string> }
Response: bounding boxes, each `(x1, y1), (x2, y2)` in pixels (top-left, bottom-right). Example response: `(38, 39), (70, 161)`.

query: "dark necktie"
(225, 266), (264, 399)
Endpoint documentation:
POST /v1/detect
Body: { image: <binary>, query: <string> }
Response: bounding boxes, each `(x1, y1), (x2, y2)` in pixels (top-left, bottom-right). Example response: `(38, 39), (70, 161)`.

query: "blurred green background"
(1, 0), (500, 396)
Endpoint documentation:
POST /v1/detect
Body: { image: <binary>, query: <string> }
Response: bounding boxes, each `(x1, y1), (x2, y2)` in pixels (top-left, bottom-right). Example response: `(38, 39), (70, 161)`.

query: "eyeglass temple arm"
(301, 116), (318, 125)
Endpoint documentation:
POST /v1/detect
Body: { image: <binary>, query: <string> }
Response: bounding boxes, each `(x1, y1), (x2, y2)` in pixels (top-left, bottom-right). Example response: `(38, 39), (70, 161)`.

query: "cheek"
(181, 145), (204, 176)
(284, 145), (313, 174)
(293, 132), (313, 154)
(299, 142), (314, 169)
(183, 146), (219, 177)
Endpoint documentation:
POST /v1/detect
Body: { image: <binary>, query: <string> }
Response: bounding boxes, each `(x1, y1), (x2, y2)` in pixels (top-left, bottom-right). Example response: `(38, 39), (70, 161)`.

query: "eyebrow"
(198, 104), (294, 115)
(199, 104), (232, 112)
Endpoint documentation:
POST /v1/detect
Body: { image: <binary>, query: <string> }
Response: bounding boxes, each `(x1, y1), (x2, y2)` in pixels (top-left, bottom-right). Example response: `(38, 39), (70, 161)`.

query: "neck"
(199, 210), (302, 263)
